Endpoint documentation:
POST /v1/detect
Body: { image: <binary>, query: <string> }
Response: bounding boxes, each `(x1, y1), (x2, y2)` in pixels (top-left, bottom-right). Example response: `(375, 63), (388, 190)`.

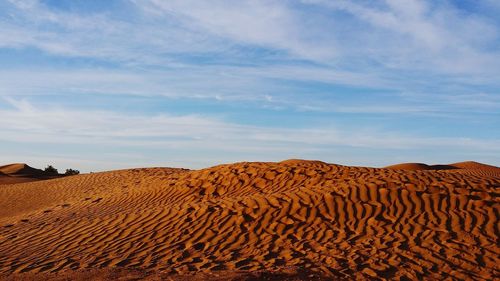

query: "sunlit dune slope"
(450, 161), (498, 169)
(0, 160), (498, 280)
(447, 161), (500, 177)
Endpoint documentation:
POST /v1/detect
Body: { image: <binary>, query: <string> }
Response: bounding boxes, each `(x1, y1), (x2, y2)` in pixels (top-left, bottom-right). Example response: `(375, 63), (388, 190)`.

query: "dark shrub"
(64, 169), (80, 176)
(44, 165), (58, 174)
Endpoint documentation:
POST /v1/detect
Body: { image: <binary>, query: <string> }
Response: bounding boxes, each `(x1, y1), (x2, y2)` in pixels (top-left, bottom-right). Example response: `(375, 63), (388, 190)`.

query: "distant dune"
(384, 162), (456, 170)
(0, 163), (61, 185)
(385, 161), (500, 178)
(0, 163), (45, 176)
(0, 160), (498, 280)
(384, 161), (498, 171)
(450, 161), (494, 168)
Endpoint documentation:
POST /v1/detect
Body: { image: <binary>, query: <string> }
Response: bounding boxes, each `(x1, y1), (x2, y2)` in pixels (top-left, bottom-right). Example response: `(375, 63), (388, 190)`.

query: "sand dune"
(450, 161), (498, 169)
(0, 174), (34, 185)
(384, 163), (456, 171)
(0, 164), (60, 185)
(385, 161), (500, 173)
(0, 164), (41, 175)
(0, 160), (498, 280)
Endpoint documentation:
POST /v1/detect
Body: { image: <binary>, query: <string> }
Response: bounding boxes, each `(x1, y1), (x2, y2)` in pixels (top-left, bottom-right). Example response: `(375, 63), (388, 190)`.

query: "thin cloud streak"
(1, 98), (498, 152)
(0, 0), (498, 113)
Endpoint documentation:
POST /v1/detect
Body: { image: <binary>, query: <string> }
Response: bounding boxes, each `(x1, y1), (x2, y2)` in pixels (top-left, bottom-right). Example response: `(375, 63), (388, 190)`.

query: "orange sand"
(0, 160), (498, 280)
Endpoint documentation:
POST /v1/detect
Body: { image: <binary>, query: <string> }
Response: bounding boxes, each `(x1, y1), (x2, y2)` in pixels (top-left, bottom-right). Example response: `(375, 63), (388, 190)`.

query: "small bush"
(44, 165), (58, 174)
(64, 168), (80, 176)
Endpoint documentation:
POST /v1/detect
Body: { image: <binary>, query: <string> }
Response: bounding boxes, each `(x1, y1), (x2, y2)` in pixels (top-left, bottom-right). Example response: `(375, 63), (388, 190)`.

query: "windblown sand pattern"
(0, 160), (498, 280)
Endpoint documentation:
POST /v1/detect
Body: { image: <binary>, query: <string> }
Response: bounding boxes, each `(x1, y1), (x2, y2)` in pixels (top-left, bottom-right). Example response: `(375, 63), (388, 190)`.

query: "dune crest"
(0, 163), (45, 176)
(384, 162), (457, 171)
(0, 160), (498, 280)
(0, 163), (64, 185)
(385, 161), (500, 172)
(450, 161), (498, 169)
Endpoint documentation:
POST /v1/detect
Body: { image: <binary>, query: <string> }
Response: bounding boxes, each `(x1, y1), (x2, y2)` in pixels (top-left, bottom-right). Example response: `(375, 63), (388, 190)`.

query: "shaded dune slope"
(0, 164), (44, 176)
(386, 161), (500, 179)
(0, 164), (59, 185)
(384, 163), (456, 171)
(0, 161), (499, 280)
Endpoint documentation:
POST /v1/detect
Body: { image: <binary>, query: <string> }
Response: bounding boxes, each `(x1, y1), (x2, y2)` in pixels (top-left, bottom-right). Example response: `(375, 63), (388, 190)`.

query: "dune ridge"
(384, 163), (456, 170)
(0, 163), (41, 175)
(0, 160), (498, 280)
(385, 160), (500, 172)
(0, 163), (61, 185)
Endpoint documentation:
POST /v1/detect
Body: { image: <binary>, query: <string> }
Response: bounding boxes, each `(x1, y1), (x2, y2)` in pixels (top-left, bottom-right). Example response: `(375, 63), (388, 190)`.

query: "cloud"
(1, 0), (499, 88)
(303, 0), (500, 74)
(1, 98), (498, 152)
(0, 0), (497, 98)
(0, 1), (498, 169)
(135, 0), (337, 61)
(1, 66), (497, 118)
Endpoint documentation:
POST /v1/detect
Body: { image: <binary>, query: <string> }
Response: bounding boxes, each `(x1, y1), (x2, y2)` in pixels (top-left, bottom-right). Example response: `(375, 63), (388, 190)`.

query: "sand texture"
(0, 160), (498, 280)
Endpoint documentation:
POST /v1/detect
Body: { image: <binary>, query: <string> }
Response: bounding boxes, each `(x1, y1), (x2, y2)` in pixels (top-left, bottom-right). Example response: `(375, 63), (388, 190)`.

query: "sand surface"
(0, 160), (498, 280)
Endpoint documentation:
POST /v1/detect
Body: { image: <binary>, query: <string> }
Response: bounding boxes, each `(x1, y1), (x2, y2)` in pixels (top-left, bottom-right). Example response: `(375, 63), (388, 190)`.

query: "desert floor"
(0, 160), (498, 280)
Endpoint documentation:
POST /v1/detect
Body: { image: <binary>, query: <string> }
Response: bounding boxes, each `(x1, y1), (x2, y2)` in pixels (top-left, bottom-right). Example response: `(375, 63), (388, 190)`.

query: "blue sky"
(0, 0), (499, 172)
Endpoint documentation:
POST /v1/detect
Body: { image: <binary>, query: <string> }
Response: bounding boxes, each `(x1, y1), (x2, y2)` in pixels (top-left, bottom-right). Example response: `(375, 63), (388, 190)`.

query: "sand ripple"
(0, 161), (498, 280)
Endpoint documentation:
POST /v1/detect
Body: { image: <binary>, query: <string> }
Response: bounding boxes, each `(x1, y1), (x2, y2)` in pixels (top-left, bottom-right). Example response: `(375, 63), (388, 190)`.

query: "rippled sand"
(1, 160), (498, 280)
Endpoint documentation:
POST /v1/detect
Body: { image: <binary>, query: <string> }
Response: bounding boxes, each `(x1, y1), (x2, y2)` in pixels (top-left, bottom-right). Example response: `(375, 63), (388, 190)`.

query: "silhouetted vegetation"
(64, 169), (80, 176)
(44, 165), (58, 174)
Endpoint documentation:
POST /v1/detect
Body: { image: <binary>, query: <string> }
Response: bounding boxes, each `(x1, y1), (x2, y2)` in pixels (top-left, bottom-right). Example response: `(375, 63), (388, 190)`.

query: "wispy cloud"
(0, 0), (497, 96)
(3, 0), (498, 72)
(135, 0), (338, 61)
(0, 0), (498, 168)
(1, 98), (498, 151)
